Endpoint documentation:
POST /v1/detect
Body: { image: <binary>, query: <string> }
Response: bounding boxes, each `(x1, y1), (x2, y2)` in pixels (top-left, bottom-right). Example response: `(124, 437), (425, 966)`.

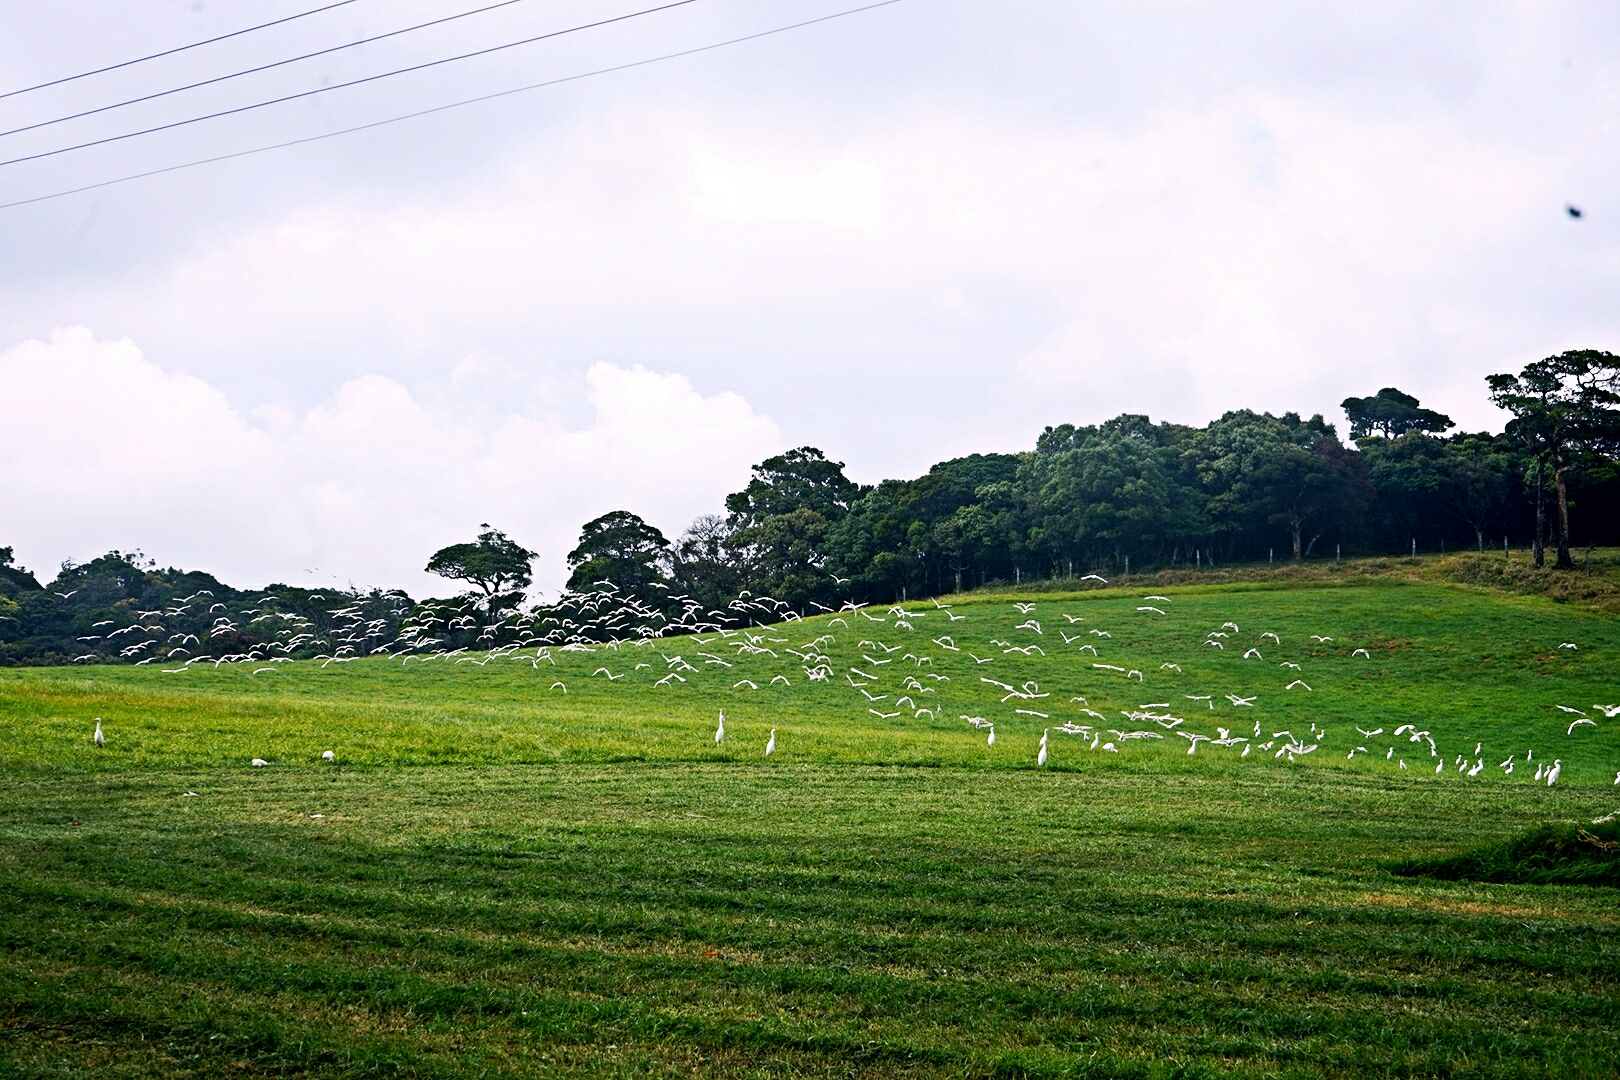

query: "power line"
(0, 0), (700, 168)
(2, 0), (545, 140)
(0, 0), (361, 102)
(0, 0), (906, 212)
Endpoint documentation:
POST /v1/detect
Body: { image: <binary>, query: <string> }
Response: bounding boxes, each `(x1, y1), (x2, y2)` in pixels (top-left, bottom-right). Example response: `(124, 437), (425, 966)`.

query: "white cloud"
(0, 328), (781, 596)
(62, 87), (1582, 456)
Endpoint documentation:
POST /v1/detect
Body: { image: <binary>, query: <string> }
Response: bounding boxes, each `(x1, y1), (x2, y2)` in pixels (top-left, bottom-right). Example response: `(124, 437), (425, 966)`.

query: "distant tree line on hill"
(2, 350), (1615, 664)
(563, 351), (1619, 615)
(0, 547), (411, 667)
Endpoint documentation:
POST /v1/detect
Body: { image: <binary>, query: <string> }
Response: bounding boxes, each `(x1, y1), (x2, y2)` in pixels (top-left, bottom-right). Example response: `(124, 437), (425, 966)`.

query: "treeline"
(0, 549), (412, 666)
(4, 352), (1616, 664)
(568, 356), (1620, 613)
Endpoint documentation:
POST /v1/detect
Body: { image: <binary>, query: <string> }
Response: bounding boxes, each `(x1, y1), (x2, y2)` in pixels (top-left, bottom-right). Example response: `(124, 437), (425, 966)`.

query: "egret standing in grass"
(93, 719), (103, 748)
(715, 710), (725, 744)
(1546, 759), (1562, 786)
(765, 728), (776, 756)
(1037, 729), (1048, 767)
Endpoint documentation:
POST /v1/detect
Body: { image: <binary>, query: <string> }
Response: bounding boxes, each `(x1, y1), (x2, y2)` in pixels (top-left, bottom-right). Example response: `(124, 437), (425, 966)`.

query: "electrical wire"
(2, 0), (546, 140)
(0, 0), (699, 168)
(0, 0), (905, 211)
(0, 0), (361, 101)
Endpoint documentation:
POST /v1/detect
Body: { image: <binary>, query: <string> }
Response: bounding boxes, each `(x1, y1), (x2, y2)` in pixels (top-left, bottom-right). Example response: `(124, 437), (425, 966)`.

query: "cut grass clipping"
(1391, 819), (1620, 886)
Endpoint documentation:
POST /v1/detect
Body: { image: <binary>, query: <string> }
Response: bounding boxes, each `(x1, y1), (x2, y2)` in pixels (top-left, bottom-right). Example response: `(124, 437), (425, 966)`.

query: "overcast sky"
(2, 1), (1616, 597)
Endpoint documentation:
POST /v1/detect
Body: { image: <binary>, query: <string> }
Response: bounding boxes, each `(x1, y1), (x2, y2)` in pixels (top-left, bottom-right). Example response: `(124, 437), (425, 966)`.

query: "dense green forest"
(3, 353), (1616, 665)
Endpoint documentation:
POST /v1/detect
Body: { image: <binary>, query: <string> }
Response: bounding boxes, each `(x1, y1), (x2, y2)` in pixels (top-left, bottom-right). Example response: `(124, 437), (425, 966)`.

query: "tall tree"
(1487, 350), (1620, 568)
(565, 511), (673, 601)
(671, 514), (748, 612)
(425, 525), (537, 613)
(724, 448), (865, 608)
(1440, 433), (1517, 553)
(1342, 388), (1455, 440)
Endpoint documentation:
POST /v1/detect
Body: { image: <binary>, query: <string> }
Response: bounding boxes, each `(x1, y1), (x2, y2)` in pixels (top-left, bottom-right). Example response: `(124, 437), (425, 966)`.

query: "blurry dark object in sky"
(1567, 205), (1583, 219)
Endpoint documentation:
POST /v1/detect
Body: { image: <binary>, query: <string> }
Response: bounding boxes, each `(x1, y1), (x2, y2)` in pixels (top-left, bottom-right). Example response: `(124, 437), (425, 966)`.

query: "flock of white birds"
(85, 585), (1616, 786)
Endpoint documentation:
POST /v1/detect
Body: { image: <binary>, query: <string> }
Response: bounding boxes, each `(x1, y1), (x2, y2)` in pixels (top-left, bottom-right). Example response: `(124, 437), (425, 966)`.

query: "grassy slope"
(3, 575), (1615, 781)
(2, 576), (1619, 1078)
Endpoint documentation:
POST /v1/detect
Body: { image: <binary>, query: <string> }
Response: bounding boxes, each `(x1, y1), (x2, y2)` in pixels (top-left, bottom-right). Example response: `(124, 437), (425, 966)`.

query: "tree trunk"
(1554, 458), (1574, 569)
(1291, 520), (1302, 561)
(1532, 457), (1546, 568)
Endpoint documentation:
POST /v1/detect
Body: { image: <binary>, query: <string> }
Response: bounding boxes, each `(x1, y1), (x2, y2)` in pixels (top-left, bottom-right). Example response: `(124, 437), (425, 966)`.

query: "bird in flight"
(1567, 205), (1582, 219)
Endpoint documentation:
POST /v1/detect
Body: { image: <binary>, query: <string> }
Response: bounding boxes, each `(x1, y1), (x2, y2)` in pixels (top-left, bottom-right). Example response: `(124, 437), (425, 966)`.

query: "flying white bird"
(1555, 705), (1587, 714)
(1144, 595), (1170, 602)
(1287, 680), (1311, 691)
(1161, 663), (1182, 672)
(1569, 718), (1596, 734)
(1310, 635), (1333, 643)
(1558, 643), (1577, 650)
(1351, 648), (1370, 658)
(1138, 607), (1166, 615)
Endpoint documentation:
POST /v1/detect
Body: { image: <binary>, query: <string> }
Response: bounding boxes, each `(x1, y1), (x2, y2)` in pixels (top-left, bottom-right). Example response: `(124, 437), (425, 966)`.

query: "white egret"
(1037, 730), (1048, 766)
(715, 711), (725, 743)
(321, 750), (335, 761)
(251, 758), (268, 767)
(93, 719), (104, 747)
(1546, 760), (1562, 786)
(765, 728), (776, 756)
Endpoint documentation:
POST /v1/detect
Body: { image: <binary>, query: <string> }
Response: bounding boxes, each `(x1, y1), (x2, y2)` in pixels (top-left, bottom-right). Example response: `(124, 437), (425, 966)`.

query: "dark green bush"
(1389, 820), (1620, 886)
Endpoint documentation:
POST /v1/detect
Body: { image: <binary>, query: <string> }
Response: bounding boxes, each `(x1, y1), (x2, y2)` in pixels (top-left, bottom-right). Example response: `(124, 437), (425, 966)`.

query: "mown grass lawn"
(1, 576), (1617, 1077)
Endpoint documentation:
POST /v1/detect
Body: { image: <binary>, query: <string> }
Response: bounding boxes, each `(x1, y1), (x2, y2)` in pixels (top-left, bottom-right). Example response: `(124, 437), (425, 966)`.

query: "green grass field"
(3, 574), (1618, 1077)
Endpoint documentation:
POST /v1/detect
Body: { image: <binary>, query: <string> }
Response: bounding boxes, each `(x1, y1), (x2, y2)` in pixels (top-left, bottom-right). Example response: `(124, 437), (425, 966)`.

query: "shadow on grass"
(1388, 820), (1620, 886)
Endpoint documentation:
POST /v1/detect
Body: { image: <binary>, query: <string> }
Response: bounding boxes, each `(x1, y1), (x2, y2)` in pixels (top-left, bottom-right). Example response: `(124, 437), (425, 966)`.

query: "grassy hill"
(2, 576), (1617, 1077)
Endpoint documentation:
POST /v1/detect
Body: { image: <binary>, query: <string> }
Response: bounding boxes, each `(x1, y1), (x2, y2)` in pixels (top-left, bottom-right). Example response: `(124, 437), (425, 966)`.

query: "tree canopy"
(565, 511), (673, 601)
(1487, 350), (1620, 568)
(1342, 388), (1456, 440)
(425, 525), (536, 613)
